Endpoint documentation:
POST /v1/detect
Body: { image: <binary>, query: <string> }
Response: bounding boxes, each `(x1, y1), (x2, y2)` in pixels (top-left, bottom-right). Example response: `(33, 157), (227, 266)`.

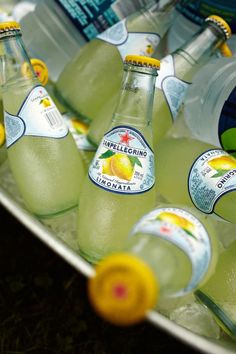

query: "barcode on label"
(44, 109), (63, 129)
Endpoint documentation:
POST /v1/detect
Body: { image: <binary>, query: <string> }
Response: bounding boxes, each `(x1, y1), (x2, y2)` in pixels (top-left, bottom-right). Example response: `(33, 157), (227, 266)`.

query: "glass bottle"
(152, 14), (231, 146)
(54, 0), (177, 124)
(0, 21), (85, 217)
(88, 204), (219, 325)
(87, 14), (232, 147)
(77, 55), (160, 263)
(17, 0), (158, 82)
(184, 56), (236, 157)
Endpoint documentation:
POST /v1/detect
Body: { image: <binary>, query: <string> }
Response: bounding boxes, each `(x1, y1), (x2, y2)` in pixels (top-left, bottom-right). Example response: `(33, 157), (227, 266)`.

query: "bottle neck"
(111, 64), (157, 131)
(144, 0), (178, 31)
(0, 33), (37, 88)
(176, 22), (226, 65)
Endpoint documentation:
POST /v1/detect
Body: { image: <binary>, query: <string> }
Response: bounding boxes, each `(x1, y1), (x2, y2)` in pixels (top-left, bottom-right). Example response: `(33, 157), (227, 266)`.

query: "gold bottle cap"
(124, 55), (160, 69)
(88, 253), (159, 326)
(30, 58), (49, 86)
(206, 15), (232, 39)
(21, 58), (49, 86)
(0, 21), (21, 33)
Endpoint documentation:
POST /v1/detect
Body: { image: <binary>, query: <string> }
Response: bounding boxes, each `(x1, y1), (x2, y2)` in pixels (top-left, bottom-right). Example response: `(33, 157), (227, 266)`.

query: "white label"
(97, 19), (160, 59)
(4, 86), (68, 147)
(63, 113), (96, 151)
(88, 125), (155, 194)
(156, 55), (190, 120)
(189, 149), (236, 214)
(131, 207), (212, 295)
(155, 55), (175, 89)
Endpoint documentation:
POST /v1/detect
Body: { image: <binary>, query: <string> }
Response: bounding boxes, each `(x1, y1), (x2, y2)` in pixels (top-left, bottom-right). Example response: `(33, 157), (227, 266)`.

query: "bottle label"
(4, 86), (68, 148)
(131, 207), (212, 295)
(218, 86), (236, 157)
(177, 0), (236, 33)
(155, 55), (190, 120)
(97, 19), (160, 59)
(188, 149), (236, 214)
(88, 125), (155, 194)
(55, 0), (120, 41)
(63, 112), (96, 151)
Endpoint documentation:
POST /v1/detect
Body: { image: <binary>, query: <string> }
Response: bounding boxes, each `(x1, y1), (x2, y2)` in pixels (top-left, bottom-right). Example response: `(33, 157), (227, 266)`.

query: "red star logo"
(119, 130), (134, 146)
(160, 226), (171, 234)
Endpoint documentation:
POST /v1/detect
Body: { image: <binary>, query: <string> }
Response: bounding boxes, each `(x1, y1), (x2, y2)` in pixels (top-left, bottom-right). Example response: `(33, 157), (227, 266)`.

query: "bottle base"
(34, 203), (78, 219)
(53, 87), (92, 125)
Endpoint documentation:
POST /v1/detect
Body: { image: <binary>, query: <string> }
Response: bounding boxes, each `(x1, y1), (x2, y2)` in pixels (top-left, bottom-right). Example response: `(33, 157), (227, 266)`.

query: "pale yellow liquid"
(156, 136), (236, 223)
(127, 204), (218, 309)
(152, 53), (198, 147)
(78, 181), (156, 263)
(129, 233), (193, 296)
(78, 119), (156, 263)
(55, 10), (165, 123)
(3, 79), (85, 217)
(87, 53), (198, 147)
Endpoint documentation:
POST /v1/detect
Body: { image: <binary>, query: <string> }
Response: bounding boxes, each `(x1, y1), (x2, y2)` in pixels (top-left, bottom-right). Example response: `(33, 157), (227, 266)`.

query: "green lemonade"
(127, 205), (219, 310)
(156, 136), (236, 223)
(3, 78), (85, 217)
(87, 14), (230, 147)
(55, 1), (176, 123)
(77, 55), (159, 263)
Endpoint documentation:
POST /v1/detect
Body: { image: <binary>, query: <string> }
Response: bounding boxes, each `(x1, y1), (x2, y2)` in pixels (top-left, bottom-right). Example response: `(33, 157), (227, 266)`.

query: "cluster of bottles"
(1, 0), (236, 342)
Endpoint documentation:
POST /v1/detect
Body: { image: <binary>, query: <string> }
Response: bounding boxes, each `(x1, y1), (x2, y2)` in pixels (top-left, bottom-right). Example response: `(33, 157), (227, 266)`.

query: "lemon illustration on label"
(99, 151), (142, 181)
(110, 153), (134, 181)
(71, 118), (89, 135)
(157, 211), (196, 238)
(40, 97), (51, 108)
(146, 44), (154, 55)
(209, 155), (236, 170)
(208, 155), (236, 178)
(0, 122), (5, 147)
(102, 156), (114, 176)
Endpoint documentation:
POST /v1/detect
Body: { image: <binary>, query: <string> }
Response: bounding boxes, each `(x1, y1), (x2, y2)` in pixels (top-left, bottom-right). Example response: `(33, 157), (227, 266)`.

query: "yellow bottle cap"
(220, 43), (233, 57)
(206, 15), (232, 39)
(30, 58), (49, 86)
(21, 58), (49, 86)
(124, 55), (160, 69)
(88, 253), (159, 326)
(0, 122), (5, 147)
(0, 21), (21, 32)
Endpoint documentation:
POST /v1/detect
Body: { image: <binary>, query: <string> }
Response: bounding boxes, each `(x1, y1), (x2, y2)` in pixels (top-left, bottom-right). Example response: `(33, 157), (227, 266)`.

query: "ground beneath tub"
(0, 205), (201, 354)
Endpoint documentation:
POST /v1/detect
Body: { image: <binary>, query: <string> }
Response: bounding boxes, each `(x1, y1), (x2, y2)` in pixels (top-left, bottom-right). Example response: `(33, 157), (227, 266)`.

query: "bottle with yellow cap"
(184, 56), (236, 157)
(77, 54), (160, 263)
(54, 0), (178, 124)
(151, 14), (232, 146)
(88, 204), (219, 326)
(167, 0), (236, 55)
(87, 14), (232, 147)
(0, 21), (85, 217)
